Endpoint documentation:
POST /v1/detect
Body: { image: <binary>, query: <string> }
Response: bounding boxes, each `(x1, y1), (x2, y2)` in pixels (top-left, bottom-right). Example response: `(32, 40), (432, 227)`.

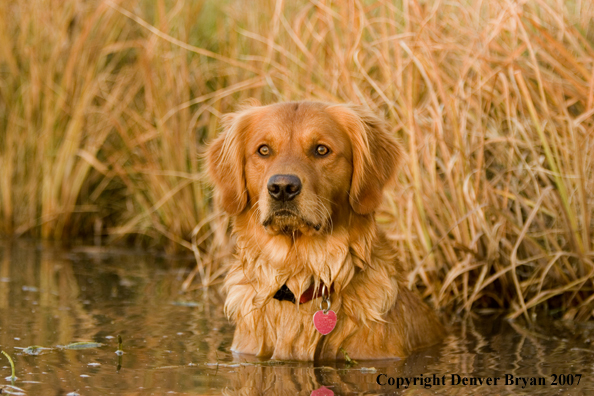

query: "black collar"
(273, 282), (334, 304)
(273, 285), (296, 303)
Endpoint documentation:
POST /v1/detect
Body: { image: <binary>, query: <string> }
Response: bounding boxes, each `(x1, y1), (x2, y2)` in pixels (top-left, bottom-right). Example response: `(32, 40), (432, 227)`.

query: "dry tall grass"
(1, 0), (593, 320)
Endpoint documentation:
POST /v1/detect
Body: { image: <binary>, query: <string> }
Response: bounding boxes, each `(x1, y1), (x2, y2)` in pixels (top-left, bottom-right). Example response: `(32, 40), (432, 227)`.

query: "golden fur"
(207, 101), (444, 361)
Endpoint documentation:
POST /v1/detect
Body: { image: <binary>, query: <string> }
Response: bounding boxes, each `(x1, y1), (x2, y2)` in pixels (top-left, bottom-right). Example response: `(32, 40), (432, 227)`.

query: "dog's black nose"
(267, 174), (302, 201)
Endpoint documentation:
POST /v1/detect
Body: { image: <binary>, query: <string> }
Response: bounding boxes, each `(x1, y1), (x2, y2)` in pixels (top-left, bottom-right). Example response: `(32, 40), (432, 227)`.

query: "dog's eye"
(315, 145), (330, 156)
(258, 145), (270, 157)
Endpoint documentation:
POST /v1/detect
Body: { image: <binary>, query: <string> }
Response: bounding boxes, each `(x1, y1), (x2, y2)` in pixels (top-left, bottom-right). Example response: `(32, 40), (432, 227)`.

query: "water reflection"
(221, 349), (443, 396)
(0, 242), (593, 395)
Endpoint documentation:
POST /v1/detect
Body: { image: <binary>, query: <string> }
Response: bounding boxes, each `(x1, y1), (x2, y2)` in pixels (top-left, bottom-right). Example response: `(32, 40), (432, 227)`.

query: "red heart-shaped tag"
(313, 309), (337, 335)
(311, 386), (334, 396)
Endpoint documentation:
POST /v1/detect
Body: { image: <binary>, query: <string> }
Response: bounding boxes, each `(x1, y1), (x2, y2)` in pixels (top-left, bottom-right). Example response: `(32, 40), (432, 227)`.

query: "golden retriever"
(206, 101), (444, 361)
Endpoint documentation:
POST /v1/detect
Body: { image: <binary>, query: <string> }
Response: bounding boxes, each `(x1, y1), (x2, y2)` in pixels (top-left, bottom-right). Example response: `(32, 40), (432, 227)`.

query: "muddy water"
(0, 242), (593, 396)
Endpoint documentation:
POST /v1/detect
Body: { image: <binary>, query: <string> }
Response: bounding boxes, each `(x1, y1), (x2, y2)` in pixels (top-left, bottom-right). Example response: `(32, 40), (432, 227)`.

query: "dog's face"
(243, 103), (354, 235)
(207, 101), (402, 236)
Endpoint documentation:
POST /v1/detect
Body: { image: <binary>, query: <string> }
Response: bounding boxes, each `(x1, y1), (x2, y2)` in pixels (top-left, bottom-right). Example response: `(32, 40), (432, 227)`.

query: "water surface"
(0, 242), (592, 395)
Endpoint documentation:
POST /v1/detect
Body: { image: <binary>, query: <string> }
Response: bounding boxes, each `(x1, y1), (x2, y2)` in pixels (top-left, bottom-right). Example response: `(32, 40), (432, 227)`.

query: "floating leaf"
(171, 301), (202, 307)
(58, 342), (104, 350)
(0, 384), (26, 395)
(15, 346), (54, 356)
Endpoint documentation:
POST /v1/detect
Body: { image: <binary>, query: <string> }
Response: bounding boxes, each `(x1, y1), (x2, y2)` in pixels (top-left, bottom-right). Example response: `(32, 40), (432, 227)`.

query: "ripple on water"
(0, 242), (593, 395)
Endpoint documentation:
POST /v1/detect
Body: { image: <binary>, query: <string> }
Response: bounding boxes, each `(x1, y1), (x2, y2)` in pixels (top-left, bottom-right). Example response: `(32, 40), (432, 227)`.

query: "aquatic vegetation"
(15, 346), (54, 356)
(0, 385), (26, 396)
(339, 347), (358, 366)
(1, 350), (17, 383)
(57, 342), (105, 350)
(115, 335), (124, 356)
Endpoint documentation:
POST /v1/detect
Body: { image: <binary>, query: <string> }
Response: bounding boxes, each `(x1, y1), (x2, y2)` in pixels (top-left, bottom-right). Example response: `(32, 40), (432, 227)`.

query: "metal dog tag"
(313, 285), (336, 335)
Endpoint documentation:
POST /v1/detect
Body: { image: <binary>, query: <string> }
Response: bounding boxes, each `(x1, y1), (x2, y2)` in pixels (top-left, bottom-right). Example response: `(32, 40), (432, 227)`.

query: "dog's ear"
(327, 105), (402, 215)
(206, 107), (258, 215)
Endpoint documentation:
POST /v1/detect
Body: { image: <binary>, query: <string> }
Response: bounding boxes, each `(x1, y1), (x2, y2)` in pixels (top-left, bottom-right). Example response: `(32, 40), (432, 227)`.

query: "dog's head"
(206, 101), (402, 236)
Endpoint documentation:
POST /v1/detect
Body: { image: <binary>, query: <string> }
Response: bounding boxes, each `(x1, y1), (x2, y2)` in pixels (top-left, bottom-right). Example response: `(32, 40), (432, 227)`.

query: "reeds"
(0, 0), (593, 319)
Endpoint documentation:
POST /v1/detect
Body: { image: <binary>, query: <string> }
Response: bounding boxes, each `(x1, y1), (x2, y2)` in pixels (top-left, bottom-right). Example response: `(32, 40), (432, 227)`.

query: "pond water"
(0, 241), (593, 395)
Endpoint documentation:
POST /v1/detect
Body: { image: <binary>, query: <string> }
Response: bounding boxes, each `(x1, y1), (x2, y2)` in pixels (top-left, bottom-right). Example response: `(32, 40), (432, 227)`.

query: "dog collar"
(273, 282), (334, 304)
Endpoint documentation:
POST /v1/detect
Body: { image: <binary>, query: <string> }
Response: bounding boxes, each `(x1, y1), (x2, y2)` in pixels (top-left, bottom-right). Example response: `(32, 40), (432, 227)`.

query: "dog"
(206, 101), (444, 361)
